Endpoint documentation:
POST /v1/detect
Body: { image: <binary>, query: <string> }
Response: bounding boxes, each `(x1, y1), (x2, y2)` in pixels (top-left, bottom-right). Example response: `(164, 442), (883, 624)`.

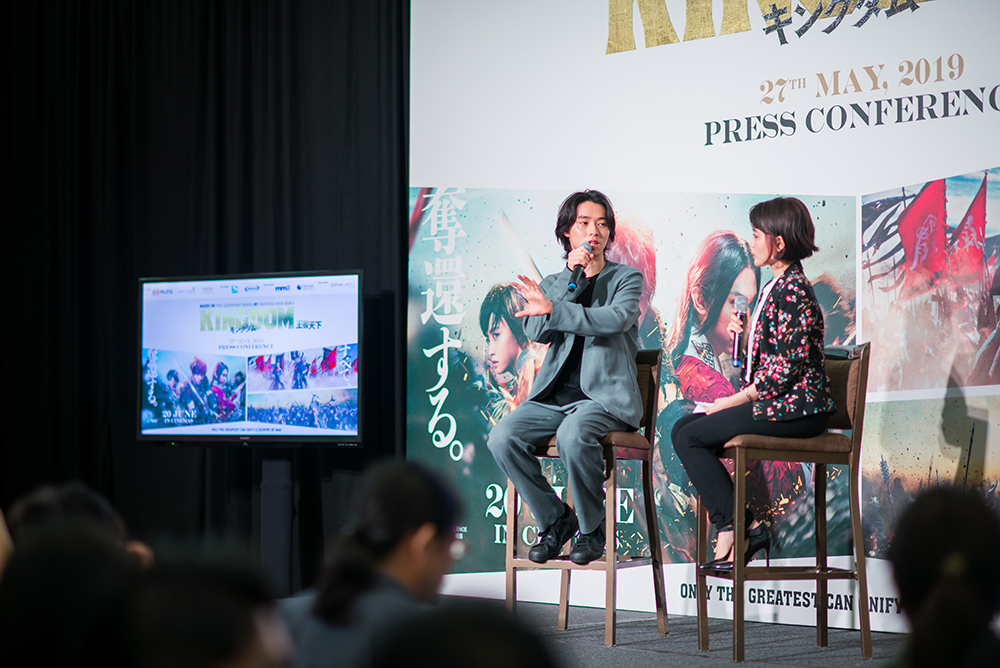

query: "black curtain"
(3, 0), (407, 592)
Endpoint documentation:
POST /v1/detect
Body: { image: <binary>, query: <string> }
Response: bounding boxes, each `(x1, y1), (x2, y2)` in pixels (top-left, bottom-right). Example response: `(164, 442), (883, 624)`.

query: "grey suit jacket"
(523, 261), (643, 429)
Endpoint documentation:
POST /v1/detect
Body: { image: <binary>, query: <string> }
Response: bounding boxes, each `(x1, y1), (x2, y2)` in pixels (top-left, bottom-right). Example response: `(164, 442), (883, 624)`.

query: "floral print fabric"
(746, 261), (836, 421)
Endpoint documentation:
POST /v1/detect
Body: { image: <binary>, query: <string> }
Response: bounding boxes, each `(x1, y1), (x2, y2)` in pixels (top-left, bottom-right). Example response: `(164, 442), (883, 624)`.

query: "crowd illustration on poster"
(859, 167), (999, 558)
(140, 344), (360, 435)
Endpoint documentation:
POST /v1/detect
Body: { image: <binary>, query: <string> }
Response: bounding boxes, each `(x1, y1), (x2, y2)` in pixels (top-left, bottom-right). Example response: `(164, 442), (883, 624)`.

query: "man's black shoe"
(570, 525), (606, 565)
(528, 504), (579, 563)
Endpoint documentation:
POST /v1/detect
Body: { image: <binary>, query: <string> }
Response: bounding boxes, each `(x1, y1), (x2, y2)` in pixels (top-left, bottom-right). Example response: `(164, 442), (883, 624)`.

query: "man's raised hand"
(514, 274), (553, 317)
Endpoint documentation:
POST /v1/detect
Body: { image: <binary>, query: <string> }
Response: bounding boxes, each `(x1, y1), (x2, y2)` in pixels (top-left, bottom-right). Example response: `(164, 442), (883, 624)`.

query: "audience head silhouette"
(312, 460), (463, 624)
(100, 556), (291, 668)
(375, 601), (557, 668)
(887, 487), (1000, 668)
(5, 481), (153, 567)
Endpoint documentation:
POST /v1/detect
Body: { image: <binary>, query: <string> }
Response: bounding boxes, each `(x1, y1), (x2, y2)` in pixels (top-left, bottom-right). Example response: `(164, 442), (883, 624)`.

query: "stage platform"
(502, 600), (905, 667)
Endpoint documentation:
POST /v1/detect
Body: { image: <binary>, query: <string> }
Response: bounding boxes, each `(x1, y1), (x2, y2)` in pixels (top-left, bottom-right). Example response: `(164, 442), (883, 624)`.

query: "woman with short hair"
(671, 197), (836, 568)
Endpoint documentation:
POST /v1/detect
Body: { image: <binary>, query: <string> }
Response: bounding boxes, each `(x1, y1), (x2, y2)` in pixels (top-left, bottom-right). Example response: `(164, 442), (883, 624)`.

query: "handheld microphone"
(731, 294), (748, 367)
(567, 242), (593, 293)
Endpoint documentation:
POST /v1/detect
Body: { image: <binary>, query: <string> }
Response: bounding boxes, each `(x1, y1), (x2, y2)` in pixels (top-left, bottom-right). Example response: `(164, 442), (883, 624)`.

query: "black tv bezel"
(136, 269), (364, 447)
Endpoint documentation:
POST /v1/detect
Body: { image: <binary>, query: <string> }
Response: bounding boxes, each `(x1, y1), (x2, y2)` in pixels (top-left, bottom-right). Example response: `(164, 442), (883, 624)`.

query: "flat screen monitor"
(138, 270), (362, 444)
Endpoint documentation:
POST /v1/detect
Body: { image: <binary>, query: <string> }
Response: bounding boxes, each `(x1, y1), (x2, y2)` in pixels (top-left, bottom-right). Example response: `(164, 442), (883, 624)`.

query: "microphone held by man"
(567, 241), (593, 292)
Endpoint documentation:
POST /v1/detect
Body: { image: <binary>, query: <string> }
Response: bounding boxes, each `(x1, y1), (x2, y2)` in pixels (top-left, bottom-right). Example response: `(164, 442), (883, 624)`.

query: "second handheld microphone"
(731, 294), (749, 367)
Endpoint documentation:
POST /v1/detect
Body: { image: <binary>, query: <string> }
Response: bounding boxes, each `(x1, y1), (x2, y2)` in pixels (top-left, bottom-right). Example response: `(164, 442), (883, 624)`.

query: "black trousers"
(671, 404), (828, 530)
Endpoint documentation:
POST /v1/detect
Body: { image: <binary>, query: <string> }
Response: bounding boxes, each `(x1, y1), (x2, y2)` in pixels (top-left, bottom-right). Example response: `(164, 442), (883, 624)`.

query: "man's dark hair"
(479, 283), (528, 347)
(748, 196), (818, 263)
(166, 369), (180, 382)
(554, 190), (616, 256)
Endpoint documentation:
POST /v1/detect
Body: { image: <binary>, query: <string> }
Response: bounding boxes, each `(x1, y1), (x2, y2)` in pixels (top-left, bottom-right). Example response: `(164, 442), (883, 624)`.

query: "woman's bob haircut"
(749, 197), (819, 263)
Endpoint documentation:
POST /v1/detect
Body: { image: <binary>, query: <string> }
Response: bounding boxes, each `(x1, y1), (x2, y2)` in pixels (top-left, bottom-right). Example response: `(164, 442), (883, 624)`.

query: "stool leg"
(506, 479), (517, 614)
(604, 455), (617, 646)
(850, 461), (873, 657)
(733, 448), (746, 663)
(642, 459), (668, 635)
(558, 570), (571, 630)
(815, 463), (829, 647)
(559, 484), (575, 630)
(696, 495), (709, 651)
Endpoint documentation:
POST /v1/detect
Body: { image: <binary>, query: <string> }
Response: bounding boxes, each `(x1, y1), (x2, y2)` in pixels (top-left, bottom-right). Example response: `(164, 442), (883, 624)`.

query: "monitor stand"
(261, 456), (293, 597)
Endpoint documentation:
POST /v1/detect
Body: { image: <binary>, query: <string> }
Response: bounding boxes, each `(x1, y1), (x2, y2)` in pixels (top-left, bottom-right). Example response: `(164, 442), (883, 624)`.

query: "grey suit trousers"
(487, 398), (630, 534)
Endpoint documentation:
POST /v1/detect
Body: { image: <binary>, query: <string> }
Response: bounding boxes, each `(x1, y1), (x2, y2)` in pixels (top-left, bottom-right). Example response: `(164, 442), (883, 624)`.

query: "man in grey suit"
(487, 190), (643, 565)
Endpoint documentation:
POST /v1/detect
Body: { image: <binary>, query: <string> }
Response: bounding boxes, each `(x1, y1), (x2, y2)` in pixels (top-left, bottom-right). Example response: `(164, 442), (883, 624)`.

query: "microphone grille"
(581, 241), (593, 251)
(733, 294), (749, 313)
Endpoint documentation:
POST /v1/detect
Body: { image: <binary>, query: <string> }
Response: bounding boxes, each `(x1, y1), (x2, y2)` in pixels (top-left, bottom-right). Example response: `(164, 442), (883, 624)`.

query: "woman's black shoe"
(705, 524), (771, 570)
(703, 525), (734, 568)
(745, 523), (771, 567)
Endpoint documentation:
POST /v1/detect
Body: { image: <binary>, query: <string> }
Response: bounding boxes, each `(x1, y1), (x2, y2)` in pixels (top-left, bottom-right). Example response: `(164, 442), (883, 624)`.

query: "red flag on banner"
(947, 174), (988, 285)
(322, 347), (337, 371)
(898, 179), (947, 300)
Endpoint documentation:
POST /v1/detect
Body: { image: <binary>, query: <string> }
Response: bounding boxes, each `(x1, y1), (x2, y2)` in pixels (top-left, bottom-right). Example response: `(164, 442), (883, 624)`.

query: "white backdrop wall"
(407, 0), (999, 633)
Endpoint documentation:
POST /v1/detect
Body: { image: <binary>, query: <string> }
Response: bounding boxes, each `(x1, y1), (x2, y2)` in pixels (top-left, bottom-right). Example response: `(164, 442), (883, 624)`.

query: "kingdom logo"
(200, 307), (294, 332)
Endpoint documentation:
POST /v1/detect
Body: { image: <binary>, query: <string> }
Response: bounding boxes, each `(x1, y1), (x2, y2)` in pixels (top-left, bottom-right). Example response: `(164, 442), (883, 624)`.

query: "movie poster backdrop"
(407, 188), (856, 561)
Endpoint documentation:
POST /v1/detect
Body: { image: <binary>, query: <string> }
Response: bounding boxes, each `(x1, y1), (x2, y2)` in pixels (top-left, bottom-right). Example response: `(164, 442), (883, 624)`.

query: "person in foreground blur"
(886, 488), (1000, 668)
(281, 460), (463, 668)
(1, 482), (158, 667)
(375, 600), (557, 668)
(100, 556), (292, 668)
(0, 520), (141, 668)
(671, 197), (835, 568)
(0, 508), (12, 581)
(4, 481), (154, 567)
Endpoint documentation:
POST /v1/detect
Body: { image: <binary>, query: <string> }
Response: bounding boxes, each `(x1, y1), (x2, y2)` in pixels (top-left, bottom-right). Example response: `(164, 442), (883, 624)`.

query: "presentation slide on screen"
(140, 275), (359, 438)
(407, 0), (999, 632)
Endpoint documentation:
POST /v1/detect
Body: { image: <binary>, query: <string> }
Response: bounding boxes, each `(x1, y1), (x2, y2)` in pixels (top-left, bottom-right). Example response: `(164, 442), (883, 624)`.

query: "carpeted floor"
(509, 601), (905, 667)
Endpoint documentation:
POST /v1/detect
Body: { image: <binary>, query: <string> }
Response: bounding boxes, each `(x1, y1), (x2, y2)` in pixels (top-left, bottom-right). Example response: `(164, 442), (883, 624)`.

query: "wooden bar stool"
(505, 349), (668, 646)
(696, 343), (873, 661)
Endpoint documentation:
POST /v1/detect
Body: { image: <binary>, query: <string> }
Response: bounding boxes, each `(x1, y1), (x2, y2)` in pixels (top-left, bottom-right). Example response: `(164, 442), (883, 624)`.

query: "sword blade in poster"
(498, 211), (542, 283)
(409, 187), (433, 252)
